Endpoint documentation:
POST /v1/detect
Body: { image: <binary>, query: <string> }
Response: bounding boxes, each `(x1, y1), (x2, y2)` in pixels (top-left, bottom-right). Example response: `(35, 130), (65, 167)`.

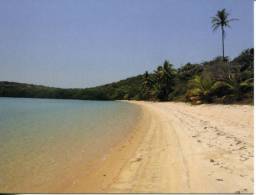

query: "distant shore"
(60, 101), (253, 193)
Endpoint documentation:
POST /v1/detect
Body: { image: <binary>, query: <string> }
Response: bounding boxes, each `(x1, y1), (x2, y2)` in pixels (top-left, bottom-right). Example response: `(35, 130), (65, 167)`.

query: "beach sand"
(61, 101), (253, 193)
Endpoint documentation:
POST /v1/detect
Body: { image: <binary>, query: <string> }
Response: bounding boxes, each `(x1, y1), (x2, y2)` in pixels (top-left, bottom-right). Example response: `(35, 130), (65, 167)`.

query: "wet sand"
(62, 101), (253, 193)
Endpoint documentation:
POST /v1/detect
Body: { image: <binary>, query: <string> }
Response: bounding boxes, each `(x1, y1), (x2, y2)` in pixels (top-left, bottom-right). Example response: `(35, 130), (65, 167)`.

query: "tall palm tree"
(211, 9), (238, 60)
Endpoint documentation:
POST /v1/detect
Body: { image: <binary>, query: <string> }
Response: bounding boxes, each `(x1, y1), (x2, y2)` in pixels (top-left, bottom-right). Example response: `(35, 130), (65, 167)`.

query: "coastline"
(55, 101), (151, 192)
(62, 101), (253, 193)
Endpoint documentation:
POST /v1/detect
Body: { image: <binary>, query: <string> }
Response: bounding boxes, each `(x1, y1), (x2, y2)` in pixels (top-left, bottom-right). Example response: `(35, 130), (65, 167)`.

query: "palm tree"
(153, 61), (176, 101)
(142, 71), (154, 100)
(187, 74), (216, 103)
(211, 9), (238, 60)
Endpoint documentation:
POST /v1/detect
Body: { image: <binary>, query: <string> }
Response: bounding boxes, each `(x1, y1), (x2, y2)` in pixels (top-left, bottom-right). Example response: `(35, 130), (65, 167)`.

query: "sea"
(0, 97), (141, 192)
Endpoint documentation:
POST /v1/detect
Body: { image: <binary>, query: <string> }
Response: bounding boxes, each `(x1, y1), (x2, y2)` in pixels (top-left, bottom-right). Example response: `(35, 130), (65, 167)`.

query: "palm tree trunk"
(221, 25), (225, 60)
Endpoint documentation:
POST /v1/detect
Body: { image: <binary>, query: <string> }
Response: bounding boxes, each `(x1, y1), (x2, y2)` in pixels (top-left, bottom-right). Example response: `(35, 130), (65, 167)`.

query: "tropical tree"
(232, 48), (254, 71)
(177, 63), (203, 80)
(211, 9), (238, 60)
(210, 62), (253, 102)
(142, 71), (155, 100)
(153, 60), (176, 101)
(186, 73), (217, 103)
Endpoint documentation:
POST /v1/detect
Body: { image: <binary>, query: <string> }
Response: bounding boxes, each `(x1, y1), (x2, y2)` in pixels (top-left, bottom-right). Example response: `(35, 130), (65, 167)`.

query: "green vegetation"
(0, 48), (253, 104)
(140, 48), (253, 104)
(0, 75), (145, 101)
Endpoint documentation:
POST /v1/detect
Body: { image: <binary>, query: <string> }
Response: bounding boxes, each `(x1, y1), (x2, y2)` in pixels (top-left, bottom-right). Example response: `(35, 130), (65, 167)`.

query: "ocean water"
(0, 98), (141, 192)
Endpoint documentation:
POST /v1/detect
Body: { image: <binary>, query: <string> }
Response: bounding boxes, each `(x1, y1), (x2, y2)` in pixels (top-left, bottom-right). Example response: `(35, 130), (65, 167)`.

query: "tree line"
(0, 48), (253, 104)
(140, 48), (253, 104)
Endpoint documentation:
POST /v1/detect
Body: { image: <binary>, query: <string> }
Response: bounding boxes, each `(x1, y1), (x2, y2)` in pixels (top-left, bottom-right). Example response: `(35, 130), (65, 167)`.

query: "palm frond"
(211, 16), (220, 23)
(211, 9), (238, 31)
(212, 24), (220, 31)
(227, 18), (239, 22)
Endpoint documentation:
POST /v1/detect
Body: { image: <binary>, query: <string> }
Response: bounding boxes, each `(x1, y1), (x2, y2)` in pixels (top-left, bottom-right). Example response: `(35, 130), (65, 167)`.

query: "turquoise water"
(0, 98), (141, 192)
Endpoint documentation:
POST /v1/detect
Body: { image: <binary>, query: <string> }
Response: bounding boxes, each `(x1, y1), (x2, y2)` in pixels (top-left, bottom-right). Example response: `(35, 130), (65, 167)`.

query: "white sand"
(62, 101), (253, 193)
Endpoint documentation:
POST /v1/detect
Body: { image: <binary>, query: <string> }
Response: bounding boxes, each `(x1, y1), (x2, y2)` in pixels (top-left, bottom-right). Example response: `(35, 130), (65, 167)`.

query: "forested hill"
(0, 75), (145, 100)
(0, 48), (253, 104)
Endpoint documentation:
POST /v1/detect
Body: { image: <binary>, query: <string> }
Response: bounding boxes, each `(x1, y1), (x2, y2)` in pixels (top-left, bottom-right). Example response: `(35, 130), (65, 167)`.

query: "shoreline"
(62, 101), (253, 193)
(55, 101), (151, 192)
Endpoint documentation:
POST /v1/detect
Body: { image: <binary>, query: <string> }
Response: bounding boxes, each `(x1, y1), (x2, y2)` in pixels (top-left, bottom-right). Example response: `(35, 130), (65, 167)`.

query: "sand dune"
(63, 101), (253, 193)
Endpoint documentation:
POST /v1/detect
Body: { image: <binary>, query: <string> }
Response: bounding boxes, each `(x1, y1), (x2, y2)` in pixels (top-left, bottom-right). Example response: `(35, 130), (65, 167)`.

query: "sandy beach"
(61, 101), (253, 193)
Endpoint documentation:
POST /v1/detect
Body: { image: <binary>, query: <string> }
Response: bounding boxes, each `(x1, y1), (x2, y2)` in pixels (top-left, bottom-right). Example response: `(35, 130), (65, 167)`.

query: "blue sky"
(0, 0), (253, 88)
